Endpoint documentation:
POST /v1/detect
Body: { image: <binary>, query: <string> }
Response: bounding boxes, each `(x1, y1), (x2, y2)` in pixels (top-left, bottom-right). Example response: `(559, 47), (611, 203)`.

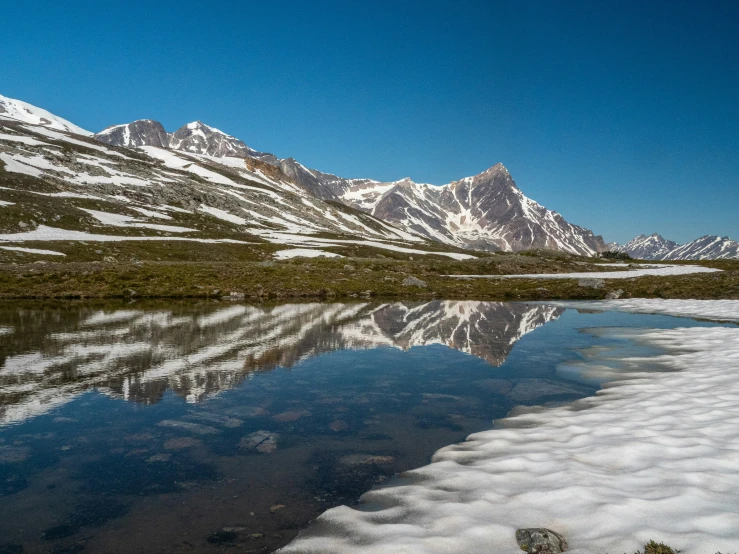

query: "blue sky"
(2, 0), (737, 244)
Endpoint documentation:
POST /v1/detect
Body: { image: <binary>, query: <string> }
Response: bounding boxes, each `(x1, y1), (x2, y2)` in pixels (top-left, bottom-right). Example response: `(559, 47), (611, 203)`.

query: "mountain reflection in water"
(0, 301), (562, 426)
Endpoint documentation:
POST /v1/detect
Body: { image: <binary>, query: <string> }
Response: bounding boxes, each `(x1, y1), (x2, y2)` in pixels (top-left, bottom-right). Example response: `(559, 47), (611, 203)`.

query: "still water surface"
(0, 300), (723, 553)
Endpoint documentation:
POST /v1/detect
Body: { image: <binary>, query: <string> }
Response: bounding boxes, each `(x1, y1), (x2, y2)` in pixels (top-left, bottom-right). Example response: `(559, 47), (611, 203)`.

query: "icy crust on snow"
(281, 300), (739, 554)
(449, 263), (720, 279)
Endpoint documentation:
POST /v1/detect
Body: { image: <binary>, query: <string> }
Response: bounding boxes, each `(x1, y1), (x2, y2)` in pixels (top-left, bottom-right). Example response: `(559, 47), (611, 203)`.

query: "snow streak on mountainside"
(0, 301), (562, 426)
(614, 233), (739, 260)
(0, 94), (91, 136)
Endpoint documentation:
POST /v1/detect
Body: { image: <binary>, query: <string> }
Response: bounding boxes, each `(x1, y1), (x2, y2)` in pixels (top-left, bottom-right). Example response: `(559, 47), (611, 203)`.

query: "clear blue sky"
(3, 0), (737, 244)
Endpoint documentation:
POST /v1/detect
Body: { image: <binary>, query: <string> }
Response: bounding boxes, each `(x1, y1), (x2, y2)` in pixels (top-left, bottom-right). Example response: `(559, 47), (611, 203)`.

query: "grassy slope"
(0, 243), (736, 300)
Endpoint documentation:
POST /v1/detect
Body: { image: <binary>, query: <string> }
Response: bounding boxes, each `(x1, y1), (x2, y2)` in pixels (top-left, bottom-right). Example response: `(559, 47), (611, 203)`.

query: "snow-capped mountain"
(614, 233), (739, 260)
(94, 119), (277, 161)
(663, 236), (739, 260)
(168, 121), (276, 160)
(91, 116), (605, 255)
(0, 103), (462, 260)
(0, 301), (562, 426)
(338, 164), (605, 255)
(0, 93), (614, 257)
(228, 160), (606, 255)
(95, 119), (170, 148)
(616, 233), (678, 260)
(0, 94), (91, 135)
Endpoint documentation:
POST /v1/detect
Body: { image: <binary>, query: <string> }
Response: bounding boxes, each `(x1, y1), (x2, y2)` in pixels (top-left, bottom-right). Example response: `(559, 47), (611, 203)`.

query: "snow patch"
(274, 248), (343, 260)
(448, 264), (720, 280)
(0, 246), (65, 256)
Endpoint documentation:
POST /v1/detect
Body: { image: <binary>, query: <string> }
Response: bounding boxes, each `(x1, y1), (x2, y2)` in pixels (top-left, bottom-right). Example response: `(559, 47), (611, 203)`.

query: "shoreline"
(279, 299), (739, 553)
(0, 256), (736, 301)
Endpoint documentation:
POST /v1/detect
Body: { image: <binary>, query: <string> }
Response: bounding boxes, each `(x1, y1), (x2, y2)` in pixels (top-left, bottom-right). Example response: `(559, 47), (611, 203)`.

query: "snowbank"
(448, 264), (720, 280)
(280, 300), (739, 554)
(274, 248), (343, 259)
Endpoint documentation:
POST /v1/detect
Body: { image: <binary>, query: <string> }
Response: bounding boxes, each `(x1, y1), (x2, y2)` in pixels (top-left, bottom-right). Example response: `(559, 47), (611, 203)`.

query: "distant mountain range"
(92, 116), (605, 255)
(611, 233), (739, 260)
(1, 93), (735, 259)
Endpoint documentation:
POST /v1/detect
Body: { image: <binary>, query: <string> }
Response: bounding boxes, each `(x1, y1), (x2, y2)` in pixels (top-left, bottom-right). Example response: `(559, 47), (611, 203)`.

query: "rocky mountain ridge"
(1, 96), (476, 263)
(613, 233), (739, 260)
(87, 105), (605, 255)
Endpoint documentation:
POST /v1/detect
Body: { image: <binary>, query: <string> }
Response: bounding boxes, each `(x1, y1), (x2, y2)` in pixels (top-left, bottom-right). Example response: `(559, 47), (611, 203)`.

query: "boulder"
(402, 276), (428, 288)
(605, 289), (625, 299)
(515, 528), (568, 553)
(577, 278), (605, 289)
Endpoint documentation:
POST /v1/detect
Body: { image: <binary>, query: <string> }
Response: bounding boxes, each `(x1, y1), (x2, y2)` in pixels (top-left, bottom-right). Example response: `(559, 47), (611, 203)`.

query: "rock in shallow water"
(515, 528), (568, 553)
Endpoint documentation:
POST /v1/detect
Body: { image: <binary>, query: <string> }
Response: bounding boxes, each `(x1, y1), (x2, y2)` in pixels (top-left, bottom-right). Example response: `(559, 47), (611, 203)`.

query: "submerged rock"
(0, 446), (31, 463)
(339, 454), (395, 466)
(329, 420), (349, 432)
(239, 430), (278, 453)
(163, 437), (202, 450)
(509, 379), (586, 402)
(156, 420), (220, 435)
(515, 528), (568, 553)
(272, 409), (310, 422)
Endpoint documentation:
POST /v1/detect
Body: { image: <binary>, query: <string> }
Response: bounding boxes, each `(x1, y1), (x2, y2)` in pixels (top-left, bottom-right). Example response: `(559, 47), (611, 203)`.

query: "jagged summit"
(615, 233), (678, 260)
(616, 233), (738, 260)
(95, 119), (170, 148)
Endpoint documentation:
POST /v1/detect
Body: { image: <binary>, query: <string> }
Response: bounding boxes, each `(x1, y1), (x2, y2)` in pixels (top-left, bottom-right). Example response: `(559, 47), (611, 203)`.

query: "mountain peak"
(94, 119), (169, 148)
(169, 121), (253, 157)
(459, 163), (512, 184)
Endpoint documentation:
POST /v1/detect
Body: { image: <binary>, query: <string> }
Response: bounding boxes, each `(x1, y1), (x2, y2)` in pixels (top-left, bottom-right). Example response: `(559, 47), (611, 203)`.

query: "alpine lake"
(0, 299), (727, 553)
